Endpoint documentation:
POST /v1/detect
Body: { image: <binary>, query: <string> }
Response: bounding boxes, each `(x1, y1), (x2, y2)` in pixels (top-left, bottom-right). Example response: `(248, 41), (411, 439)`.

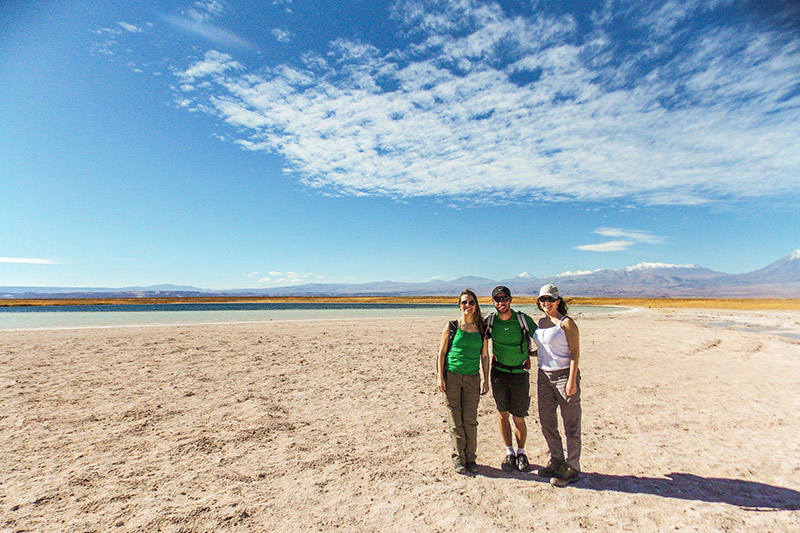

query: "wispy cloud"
(178, 50), (241, 81)
(593, 227), (662, 244)
(0, 257), (56, 264)
(189, 1), (226, 23)
(162, 1), (253, 50)
(576, 226), (662, 252)
(163, 15), (253, 49)
(118, 22), (144, 33)
(271, 28), (291, 43)
(167, 1), (800, 204)
(574, 241), (636, 252)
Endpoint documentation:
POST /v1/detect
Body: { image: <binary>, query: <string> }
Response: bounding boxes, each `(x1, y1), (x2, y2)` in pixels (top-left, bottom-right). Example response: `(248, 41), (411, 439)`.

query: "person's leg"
(557, 371), (582, 471)
(462, 373), (481, 463)
(443, 373), (467, 467)
(505, 371), (531, 471)
(493, 368), (519, 471)
(492, 368), (514, 448)
(509, 371), (530, 448)
(537, 369), (565, 463)
(512, 415), (527, 449)
(498, 410), (518, 471)
(498, 410), (513, 447)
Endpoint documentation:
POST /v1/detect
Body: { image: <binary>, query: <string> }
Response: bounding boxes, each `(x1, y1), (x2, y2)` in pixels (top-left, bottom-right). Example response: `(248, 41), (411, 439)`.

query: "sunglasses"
(460, 299), (476, 306)
(539, 296), (558, 303)
(493, 296), (510, 303)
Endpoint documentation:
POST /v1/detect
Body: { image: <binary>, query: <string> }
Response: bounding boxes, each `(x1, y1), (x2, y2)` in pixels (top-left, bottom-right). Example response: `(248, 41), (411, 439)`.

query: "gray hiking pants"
(537, 368), (581, 471)
(444, 372), (481, 465)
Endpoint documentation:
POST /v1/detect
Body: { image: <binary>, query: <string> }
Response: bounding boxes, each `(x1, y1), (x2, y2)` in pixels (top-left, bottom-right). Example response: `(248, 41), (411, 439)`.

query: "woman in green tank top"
(436, 289), (490, 474)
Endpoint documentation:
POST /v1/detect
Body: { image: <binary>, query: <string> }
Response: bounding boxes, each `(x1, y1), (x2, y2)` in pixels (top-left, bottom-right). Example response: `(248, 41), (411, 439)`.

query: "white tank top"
(533, 316), (572, 371)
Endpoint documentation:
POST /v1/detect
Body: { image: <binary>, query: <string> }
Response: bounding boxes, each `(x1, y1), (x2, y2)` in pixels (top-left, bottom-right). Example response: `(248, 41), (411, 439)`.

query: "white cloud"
(118, 22), (144, 33)
(271, 28), (291, 43)
(162, 8), (253, 50)
(574, 241), (635, 252)
(0, 257), (56, 264)
(178, 51), (241, 82)
(169, 1), (800, 205)
(90, 27), (121, 56)
(638, 0), (734, 38)
(594, 227), (662, 244)
(576, 226), (661, 252)
(188, 1), (226, 23)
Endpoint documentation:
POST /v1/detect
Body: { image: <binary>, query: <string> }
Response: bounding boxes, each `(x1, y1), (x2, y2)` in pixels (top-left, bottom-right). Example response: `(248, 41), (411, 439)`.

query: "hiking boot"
(465, 461), (479, 474)
(501, 454), (517, 472)
(516, 453), (531, 472)
(550, 466), (579, 487)
(537, 458), (565, 478)
(454, 463), (467, 474)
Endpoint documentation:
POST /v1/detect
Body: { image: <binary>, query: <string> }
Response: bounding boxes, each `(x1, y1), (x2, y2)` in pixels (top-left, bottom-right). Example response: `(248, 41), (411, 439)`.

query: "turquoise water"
(0, 302), (623, 331)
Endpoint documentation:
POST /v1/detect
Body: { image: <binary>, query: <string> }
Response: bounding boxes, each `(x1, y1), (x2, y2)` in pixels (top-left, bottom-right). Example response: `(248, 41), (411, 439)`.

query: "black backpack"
(439, 320), (459, 379)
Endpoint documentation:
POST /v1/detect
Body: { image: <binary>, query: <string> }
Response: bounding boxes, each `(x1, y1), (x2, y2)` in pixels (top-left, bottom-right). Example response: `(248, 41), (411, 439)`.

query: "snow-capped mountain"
(729, 249), (800, 285)
(625, 262), (701, 271)
(3, 250), (800, 299)
(534, 262), (727, 297)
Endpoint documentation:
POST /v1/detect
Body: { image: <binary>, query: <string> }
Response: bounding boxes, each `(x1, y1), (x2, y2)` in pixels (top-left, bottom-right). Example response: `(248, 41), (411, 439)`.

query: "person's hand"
(481, 379), (489, 395)
(437, 375), (446, 393)
(566, 380), (578, 397)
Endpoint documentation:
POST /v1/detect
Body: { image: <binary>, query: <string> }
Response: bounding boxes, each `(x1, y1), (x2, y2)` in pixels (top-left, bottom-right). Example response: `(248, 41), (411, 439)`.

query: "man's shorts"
(491, 367), (530, 417)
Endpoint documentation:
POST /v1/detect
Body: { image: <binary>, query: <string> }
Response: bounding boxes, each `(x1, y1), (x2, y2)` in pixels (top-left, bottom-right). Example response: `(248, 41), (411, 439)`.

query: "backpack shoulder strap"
(515, 311), (529, 334)
(446, 320), (459, 353)
(516, 311), (533, 355)
(440, 320), (460, 377)
(486, 313), (495, 338)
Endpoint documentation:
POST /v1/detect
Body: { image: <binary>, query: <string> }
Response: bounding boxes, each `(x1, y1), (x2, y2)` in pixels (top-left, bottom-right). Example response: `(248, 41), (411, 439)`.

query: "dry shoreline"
(2, 309), (799, 531)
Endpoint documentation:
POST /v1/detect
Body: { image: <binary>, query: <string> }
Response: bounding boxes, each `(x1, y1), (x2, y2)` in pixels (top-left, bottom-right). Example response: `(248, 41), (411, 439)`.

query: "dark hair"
(537, 296), (569, 316)
(459, 289), (486, 336)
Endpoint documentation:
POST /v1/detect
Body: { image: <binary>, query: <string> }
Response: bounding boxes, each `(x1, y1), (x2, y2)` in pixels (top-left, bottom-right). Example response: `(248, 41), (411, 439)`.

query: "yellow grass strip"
(566, 297), (800, 311)
(1, 295), (799, 310)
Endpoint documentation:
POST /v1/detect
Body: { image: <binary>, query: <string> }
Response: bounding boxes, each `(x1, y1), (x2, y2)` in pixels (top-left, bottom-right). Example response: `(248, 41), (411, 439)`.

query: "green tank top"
(447, 329), (482, 375)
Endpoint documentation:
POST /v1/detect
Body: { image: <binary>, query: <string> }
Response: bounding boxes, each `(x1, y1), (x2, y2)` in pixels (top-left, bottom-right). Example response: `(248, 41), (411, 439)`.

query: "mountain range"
(3, 250), (800, 299)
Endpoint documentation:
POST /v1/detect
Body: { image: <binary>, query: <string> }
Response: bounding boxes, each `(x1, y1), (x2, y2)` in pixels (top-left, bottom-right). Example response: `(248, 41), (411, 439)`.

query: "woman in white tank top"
(532, 284), (582, 487)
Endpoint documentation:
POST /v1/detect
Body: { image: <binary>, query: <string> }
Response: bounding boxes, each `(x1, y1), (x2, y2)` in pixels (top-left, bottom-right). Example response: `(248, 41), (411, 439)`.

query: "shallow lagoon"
(0, 302), (623, 330)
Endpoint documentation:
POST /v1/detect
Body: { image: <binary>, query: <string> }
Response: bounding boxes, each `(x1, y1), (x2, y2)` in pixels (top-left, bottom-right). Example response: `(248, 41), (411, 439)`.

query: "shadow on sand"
(476, 466), (800, 510)
(578, 472), (800, 510)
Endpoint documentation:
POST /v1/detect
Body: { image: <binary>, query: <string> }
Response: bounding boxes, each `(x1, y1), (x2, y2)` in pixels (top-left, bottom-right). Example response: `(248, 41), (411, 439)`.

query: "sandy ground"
(1, 308), (799, 532)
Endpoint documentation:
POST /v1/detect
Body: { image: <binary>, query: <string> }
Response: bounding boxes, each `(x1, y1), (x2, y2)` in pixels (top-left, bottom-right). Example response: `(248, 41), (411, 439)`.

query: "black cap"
(492, 285), (511, 298)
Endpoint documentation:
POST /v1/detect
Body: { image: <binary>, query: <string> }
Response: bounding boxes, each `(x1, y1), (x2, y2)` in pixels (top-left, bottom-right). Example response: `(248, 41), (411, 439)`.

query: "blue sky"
(2, 0), (799, 289)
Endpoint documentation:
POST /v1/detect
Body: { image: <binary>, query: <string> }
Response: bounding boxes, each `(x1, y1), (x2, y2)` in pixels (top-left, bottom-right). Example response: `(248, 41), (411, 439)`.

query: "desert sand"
(2, 308), (799, 531)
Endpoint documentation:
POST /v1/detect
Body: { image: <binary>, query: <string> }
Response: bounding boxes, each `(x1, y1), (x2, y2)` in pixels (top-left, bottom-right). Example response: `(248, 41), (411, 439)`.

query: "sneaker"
(465, 461), (479, 474)
(550, 466), (579, 487)
(516, 453), (531, 472)
(454, 463), (467, 474)
(537, 458), (565, 478)
(501, 454), (517, 472)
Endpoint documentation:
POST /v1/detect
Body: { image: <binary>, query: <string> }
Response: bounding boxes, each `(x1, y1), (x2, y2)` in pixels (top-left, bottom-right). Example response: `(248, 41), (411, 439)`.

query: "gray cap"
(538, 284), (561, 299)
